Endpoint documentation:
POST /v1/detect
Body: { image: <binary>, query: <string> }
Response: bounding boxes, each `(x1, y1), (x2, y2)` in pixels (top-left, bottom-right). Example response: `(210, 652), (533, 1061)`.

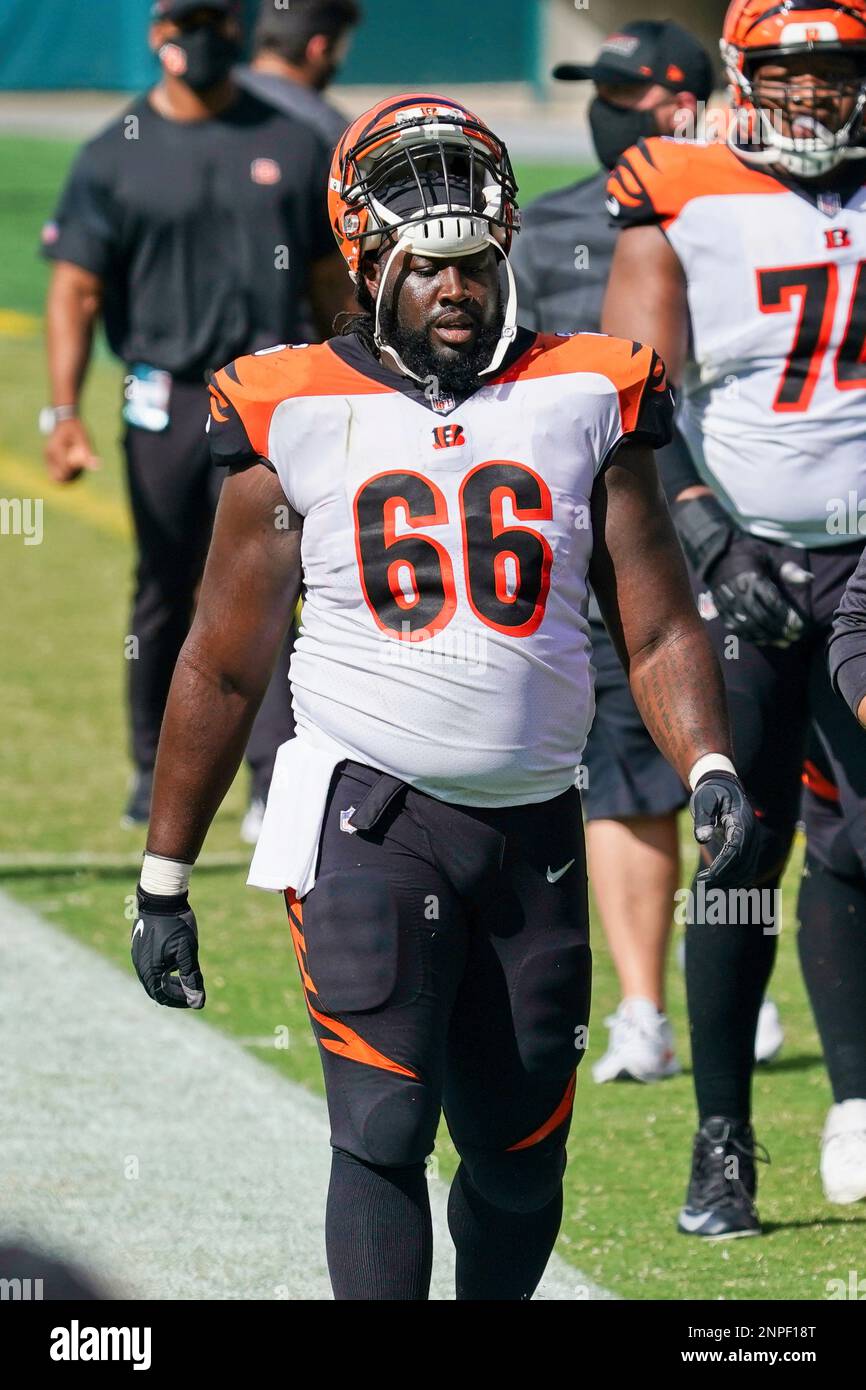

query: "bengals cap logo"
(251, 158), (282, 186)
(159, 42), (188, 77)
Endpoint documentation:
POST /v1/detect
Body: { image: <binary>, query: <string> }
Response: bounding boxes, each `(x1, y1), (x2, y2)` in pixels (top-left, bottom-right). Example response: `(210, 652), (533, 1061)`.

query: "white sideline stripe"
(0, 891), (615, 1301)
(0, 851), (251, 873)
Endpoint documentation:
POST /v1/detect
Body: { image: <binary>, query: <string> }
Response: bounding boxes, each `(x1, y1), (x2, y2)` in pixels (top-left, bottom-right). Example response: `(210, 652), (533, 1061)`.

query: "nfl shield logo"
(817, 190), (842, 218)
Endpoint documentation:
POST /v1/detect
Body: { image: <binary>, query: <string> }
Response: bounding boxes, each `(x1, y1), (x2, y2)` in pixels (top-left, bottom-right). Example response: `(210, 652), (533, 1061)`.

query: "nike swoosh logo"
(132, 920), (144, 940)
(546, 859), (575, 884)
(678, 1210), (713, 1232)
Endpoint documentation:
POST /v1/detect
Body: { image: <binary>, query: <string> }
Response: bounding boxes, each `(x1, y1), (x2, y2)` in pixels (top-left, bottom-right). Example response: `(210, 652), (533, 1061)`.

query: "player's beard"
(380, 300), (506, 396)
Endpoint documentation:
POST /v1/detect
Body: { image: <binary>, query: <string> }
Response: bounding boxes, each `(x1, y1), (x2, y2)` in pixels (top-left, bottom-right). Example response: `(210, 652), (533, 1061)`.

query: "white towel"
(247, 728), (350, 897)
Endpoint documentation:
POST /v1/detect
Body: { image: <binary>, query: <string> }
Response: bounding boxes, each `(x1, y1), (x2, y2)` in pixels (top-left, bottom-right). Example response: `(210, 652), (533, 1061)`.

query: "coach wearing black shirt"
(42, 0), (349, 828)
(238, 0), (361, 152)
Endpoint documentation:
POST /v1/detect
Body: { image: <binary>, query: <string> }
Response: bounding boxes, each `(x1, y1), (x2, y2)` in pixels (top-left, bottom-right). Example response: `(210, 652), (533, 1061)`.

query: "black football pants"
(123, 379), (294, 796)
(686, 539), (866, 1120)
(286, 762), (591, 1293)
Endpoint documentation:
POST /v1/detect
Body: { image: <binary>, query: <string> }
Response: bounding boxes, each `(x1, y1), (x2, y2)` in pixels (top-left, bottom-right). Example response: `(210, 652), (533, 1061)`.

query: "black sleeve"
(626, 348), (674, 449)
(828, 548), (866, 717)
(41, 141), (119, 277)
(655, 419), (702, 504)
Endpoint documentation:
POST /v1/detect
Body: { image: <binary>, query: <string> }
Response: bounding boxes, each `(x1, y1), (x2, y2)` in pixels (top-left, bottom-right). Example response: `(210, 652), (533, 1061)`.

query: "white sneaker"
(755, 999), (784, 1064)
(240, 796), (266, 846)
(821, 1100), (866, 1205)
(592, 997), (681, 1084)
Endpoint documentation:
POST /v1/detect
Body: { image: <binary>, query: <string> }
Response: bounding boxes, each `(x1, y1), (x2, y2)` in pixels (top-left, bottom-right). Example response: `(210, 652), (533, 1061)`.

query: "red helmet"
(721, 0), (866, 174)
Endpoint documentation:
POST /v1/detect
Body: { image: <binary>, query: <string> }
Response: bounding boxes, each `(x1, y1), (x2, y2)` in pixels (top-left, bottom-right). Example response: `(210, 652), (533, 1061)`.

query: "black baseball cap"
(152, 0), (238, 20)
(553, 20), (714, 102)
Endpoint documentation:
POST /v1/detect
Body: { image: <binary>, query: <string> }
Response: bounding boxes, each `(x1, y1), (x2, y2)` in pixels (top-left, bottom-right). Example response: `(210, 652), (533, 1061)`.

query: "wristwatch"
(39, 404), (78, 436)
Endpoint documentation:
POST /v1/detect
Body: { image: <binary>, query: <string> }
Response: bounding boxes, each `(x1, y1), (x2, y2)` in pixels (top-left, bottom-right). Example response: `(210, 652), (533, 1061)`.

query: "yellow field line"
(0, 309), (40, 339)
(0, 449), (130, 539)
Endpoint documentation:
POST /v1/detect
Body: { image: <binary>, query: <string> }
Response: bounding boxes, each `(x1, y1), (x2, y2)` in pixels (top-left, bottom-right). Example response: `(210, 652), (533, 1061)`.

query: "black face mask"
(588, 96), (660, 170)
(161, 27), (240, 93)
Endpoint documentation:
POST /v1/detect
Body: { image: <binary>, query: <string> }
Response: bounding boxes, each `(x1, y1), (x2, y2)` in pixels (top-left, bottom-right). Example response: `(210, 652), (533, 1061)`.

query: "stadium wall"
(0, 0), (544, 92)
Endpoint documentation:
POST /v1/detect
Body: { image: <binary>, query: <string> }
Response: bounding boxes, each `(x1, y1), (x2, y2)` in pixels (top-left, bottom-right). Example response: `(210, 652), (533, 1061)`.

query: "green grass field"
(1, 131), (863, 1301)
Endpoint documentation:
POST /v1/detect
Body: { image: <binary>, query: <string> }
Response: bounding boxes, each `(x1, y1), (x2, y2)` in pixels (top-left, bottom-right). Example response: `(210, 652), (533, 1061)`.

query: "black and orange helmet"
(328, 93), (521, 378)
(328, 93), (519, 279)
(721, 0), (866, 174)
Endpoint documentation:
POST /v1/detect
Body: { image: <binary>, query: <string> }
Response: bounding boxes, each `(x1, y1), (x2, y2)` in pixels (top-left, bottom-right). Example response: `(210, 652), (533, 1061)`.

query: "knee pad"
(357, 1084), (440, 1169)
(459, 1141), (567, 1215)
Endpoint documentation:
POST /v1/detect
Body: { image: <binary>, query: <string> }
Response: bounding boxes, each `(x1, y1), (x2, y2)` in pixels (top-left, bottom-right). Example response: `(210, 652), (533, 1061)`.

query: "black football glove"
(690, 771), (759, 888)
(131, 885), (205, 1009)
(674, 494), (812, 647)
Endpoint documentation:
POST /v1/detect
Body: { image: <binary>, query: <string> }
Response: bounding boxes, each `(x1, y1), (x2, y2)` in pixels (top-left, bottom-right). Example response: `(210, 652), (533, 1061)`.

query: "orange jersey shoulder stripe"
(608, 138), (786, 229)
(498, 331), (664, 436)
(210, 343), (395, 458)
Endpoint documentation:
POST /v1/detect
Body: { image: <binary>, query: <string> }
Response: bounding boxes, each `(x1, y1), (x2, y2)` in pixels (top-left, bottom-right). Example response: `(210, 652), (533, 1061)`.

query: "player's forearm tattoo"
(629, 624), (733, 781)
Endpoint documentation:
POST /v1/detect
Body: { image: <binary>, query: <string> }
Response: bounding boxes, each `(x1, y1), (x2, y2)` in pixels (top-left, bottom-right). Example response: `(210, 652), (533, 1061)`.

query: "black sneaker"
(121, 769), (153, 829)
(677, 1116), (768, 1239)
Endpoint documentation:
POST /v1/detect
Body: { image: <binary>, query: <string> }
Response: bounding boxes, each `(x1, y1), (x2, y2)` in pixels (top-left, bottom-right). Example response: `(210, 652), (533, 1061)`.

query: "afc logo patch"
(824, 227), (851, 249)
(432, 424), (466, 449)
(251, 158), (282, 186)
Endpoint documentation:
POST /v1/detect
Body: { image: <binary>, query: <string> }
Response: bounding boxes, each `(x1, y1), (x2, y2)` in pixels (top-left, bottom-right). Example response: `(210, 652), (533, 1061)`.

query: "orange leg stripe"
(507, 1072), (577, 1152)
(282, 888), (418, 1081)
(287, 908), (318, 996)
(802, 758), (840, 803)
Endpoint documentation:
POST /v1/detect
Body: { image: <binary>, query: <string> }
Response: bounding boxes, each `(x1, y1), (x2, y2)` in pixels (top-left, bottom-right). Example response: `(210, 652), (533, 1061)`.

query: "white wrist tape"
(688, 754), (737, 791)
(140, 852), (193, 896)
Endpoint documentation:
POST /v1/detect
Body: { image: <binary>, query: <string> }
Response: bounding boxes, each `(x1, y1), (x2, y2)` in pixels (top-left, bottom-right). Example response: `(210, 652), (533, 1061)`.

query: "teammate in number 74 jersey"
(604, 0), (866, 1237)
(130, 93), (757, 1300)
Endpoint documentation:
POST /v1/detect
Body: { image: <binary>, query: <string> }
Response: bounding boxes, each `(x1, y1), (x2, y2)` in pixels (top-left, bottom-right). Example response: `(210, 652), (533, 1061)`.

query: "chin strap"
(372, 232), (519, 387)
(477, 243), (518, 377)
(373, 234), (427, 385)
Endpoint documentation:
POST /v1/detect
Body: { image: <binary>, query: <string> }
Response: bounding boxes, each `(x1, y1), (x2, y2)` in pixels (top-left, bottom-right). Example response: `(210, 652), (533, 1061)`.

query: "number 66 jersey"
(607, 136), (866, 547)
(208, 326), (671, 810)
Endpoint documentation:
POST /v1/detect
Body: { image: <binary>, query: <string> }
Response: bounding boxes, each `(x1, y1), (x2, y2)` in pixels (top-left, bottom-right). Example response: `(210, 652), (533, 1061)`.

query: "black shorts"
(694, 539), (866, 879)
(583, 617), (687, 821)
(285, 763), (591, 1179)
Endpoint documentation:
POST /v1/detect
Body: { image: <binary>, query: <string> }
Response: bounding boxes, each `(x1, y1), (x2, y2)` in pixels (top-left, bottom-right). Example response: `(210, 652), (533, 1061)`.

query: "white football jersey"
(209, 328), (671, 806)
(608, 138), (866, 547)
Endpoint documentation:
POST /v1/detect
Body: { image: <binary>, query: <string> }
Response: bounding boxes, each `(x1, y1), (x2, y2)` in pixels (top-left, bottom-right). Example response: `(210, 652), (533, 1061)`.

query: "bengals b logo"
(432, 424), (465, 448)
(825, 228), (851, 249)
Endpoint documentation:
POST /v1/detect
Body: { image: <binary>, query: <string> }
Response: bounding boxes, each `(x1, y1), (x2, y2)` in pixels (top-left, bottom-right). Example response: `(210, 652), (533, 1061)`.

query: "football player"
(830, 543), (866, 725)
(604, 0), (866, 1234)
(130, 94), (757, 1299)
